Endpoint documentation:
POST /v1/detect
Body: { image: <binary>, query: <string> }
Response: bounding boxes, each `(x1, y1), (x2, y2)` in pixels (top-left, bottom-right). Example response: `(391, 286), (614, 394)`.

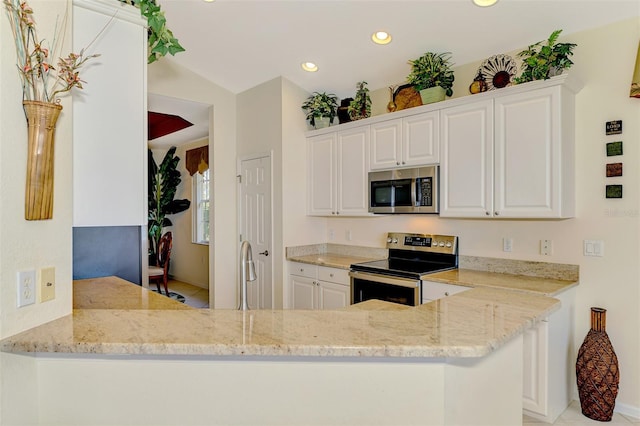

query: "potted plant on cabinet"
(514, 29), (577, 84)
(407, 52), (455, 104)
(301, 92), (338, 129)
(348, 81), (372, 121)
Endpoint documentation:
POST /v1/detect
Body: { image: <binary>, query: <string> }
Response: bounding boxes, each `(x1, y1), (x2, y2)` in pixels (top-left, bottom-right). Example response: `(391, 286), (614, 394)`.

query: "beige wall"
(0, 0), (73, 339)
(148, 61), (237, 308)
(322, 19), (640, 412)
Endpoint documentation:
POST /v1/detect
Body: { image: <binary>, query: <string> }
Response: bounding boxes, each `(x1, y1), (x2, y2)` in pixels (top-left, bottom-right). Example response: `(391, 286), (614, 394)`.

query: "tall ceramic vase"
(576, 307), (620, 421)
(23, 101), (63, 220)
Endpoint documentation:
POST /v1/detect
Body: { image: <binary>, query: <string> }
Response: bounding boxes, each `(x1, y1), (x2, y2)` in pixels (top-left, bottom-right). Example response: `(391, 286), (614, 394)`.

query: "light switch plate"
(584, 240), (604, 257)
(40, 267), (56, 302)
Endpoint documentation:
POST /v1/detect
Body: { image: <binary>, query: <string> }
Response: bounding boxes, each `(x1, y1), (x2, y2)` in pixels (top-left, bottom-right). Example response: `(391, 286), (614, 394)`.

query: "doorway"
(239, 154), (273, 309)
(147, 94), (211, 302)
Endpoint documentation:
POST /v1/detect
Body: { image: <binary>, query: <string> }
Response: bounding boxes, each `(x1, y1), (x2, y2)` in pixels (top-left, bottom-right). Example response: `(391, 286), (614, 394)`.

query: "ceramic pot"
(23, 100), (63, 220)
(419, 86), (446, 105)
(314, 116), (331, 129)
(576, 307), (619, 422)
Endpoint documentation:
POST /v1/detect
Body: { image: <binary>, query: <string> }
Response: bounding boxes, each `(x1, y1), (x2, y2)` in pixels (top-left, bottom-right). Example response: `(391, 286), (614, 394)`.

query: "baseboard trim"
(615, 402), (640, 420)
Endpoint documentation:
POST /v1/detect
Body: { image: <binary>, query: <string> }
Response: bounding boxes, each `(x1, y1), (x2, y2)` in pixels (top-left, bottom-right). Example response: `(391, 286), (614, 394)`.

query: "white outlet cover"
(17, 270), (36, 307)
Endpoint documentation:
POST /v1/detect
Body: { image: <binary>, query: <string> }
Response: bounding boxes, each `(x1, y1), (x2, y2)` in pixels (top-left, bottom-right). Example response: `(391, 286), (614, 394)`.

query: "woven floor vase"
(576, 307), (619, 421)
(23, 101), (62, 220)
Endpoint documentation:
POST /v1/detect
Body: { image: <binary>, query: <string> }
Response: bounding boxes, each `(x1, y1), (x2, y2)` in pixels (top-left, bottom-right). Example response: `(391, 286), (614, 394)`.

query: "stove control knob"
(392, 238), (398, 244)
(432, 240), (438, 247)
(446, 242), (452, 248)
(439, 241), (445, 247)
(387, 237), (392, 243)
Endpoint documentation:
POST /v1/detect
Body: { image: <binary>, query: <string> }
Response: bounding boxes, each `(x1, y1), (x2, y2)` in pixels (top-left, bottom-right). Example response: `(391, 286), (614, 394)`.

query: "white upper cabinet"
(440, 100), (494, 217)
(370, 111), (439, 170)
(440, 77), (579, 219)
(308, 127), (370, 216)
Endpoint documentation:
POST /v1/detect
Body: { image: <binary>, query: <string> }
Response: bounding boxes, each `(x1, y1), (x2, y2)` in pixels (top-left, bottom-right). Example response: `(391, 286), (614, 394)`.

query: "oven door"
(349, 271), (420, 306)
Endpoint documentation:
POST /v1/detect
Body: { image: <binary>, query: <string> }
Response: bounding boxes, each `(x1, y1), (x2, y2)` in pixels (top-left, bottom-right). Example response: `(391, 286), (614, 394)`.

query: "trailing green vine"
(120, 0), (185, 64)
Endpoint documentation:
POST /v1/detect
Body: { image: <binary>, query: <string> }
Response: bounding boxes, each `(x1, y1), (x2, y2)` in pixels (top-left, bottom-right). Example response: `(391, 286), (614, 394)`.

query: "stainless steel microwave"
(368, 166), (439, 214)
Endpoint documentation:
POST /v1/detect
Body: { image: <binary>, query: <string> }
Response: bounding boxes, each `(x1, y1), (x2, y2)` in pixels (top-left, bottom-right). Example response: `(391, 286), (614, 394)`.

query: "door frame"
(237, 151), (274, 308)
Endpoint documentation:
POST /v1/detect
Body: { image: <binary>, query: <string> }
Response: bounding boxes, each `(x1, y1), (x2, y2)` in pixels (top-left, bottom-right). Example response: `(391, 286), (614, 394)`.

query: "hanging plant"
(119, 0), (185, 64)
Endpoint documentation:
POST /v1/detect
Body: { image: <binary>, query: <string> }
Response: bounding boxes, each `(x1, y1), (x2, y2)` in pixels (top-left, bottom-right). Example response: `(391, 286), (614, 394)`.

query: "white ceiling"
(149, 0), (640, 147)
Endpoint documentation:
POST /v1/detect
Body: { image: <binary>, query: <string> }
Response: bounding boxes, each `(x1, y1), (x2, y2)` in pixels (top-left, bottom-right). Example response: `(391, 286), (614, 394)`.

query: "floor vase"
(576, 307), (619, 421)
(23, 101), (62, 220)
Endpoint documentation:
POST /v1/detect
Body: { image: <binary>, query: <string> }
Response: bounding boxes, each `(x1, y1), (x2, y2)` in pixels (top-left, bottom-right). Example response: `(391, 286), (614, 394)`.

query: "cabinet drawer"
(290, 263), (318, 279)
(318, 267), (349, 285)
(422, 281), (470, 301)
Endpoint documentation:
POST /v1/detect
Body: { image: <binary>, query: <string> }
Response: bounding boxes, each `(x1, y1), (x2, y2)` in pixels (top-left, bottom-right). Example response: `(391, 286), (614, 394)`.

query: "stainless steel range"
(349, 232), (459, 306)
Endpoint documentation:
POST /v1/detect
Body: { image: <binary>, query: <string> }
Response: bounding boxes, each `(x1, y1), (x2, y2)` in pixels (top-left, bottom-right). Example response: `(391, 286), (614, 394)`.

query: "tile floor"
(159, 283), (640, 426)
(165, 279), (209, 308)
(524, 401), (640, 425)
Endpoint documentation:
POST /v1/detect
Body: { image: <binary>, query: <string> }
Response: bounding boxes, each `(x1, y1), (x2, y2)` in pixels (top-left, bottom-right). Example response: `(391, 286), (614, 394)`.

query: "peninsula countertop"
(1, 276), (560, 358)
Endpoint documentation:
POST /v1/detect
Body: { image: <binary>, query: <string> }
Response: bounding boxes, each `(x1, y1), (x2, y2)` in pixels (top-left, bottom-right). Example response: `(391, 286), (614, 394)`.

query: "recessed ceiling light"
(372, 31), (392, 45)
(203, 0), (215, 3)
(472, 0), (498, 6)
(301, 62), (318, 72)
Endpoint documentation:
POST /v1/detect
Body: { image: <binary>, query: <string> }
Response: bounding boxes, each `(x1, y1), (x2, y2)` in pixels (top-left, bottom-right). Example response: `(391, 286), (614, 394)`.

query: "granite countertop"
(286, 244), (578, 297)
(73, 276), (194, 310)
(426, 269), (578, 297)
(286, 253), (381, 269)
(1, 277), (559, 358)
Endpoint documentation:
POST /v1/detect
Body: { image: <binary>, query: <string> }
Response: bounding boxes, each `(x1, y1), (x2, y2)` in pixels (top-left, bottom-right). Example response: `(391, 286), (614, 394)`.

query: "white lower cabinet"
(522, 287), (576, 423)
(289, 262), (350, 309)
(421, 280), (470, 303)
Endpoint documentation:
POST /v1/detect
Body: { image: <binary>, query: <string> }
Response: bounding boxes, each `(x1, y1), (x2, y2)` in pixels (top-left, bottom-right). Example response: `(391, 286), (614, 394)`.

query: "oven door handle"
(349, 271), (420, 288)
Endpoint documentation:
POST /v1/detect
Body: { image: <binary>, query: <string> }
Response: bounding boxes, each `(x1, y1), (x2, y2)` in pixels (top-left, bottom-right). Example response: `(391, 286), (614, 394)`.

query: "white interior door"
(240, 155), (273, 309)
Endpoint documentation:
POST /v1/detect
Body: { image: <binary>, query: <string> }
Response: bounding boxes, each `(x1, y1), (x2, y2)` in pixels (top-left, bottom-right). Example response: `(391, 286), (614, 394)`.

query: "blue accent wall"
(73, 226), (142, 285)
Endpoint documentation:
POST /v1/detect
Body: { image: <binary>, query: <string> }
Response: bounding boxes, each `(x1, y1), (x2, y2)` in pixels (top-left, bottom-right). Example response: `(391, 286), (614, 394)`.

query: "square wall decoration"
(605, 185), (623, 199)
(606, 141), (623, 157)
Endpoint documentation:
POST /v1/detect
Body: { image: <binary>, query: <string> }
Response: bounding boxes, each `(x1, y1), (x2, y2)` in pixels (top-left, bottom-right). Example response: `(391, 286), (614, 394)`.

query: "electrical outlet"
(503, 237), (513, 252)
(40, 267), (55, 302)
(540, 239), (553, 256)
(17, 269), (36, 307)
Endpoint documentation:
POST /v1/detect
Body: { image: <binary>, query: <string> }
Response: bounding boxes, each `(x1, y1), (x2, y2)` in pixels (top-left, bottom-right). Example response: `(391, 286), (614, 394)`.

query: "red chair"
(148, 232), (172, 295)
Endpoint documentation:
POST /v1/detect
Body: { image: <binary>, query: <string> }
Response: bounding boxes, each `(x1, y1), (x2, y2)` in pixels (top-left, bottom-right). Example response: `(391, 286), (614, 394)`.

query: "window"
(192, 169), (210, 244)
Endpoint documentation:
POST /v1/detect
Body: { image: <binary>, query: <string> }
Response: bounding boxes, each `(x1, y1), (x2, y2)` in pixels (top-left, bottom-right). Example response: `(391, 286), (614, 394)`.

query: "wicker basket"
(576, 307), (619, 421)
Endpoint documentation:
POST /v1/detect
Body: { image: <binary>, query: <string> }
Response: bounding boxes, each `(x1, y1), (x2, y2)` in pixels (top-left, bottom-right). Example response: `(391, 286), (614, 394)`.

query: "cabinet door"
(337, 127), (370, 216)
(402, 112), (439, 166)
(318, 281), (349, 309)
(291, 275), (317, 309)
(523, 320), (549, 415)
(494, 87), (564, 217)
(307, 133), (336, 215)
(370, 120), (401, 170)
(440, 100), (494, 218)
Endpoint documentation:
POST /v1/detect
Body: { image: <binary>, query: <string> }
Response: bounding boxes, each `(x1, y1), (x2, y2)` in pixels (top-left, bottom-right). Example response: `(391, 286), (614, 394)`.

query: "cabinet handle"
(396, 161), (400, 166)
(402, 161), (406, 165)
(300, 268), (304, 272)
(444, 292), (450, 296)
(336, 211), (340, 215)
(485, 211), (490, 216)
(329, 273), (334, 278)
(495, 212), (499, 216)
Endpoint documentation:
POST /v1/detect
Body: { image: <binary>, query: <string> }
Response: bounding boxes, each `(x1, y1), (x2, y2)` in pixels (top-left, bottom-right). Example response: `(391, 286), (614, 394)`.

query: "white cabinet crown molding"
(74, 0), (146, 26)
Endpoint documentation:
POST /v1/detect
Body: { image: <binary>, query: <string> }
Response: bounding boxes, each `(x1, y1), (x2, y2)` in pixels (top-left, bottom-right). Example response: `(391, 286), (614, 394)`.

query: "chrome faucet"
(238, 240), (257, 310)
